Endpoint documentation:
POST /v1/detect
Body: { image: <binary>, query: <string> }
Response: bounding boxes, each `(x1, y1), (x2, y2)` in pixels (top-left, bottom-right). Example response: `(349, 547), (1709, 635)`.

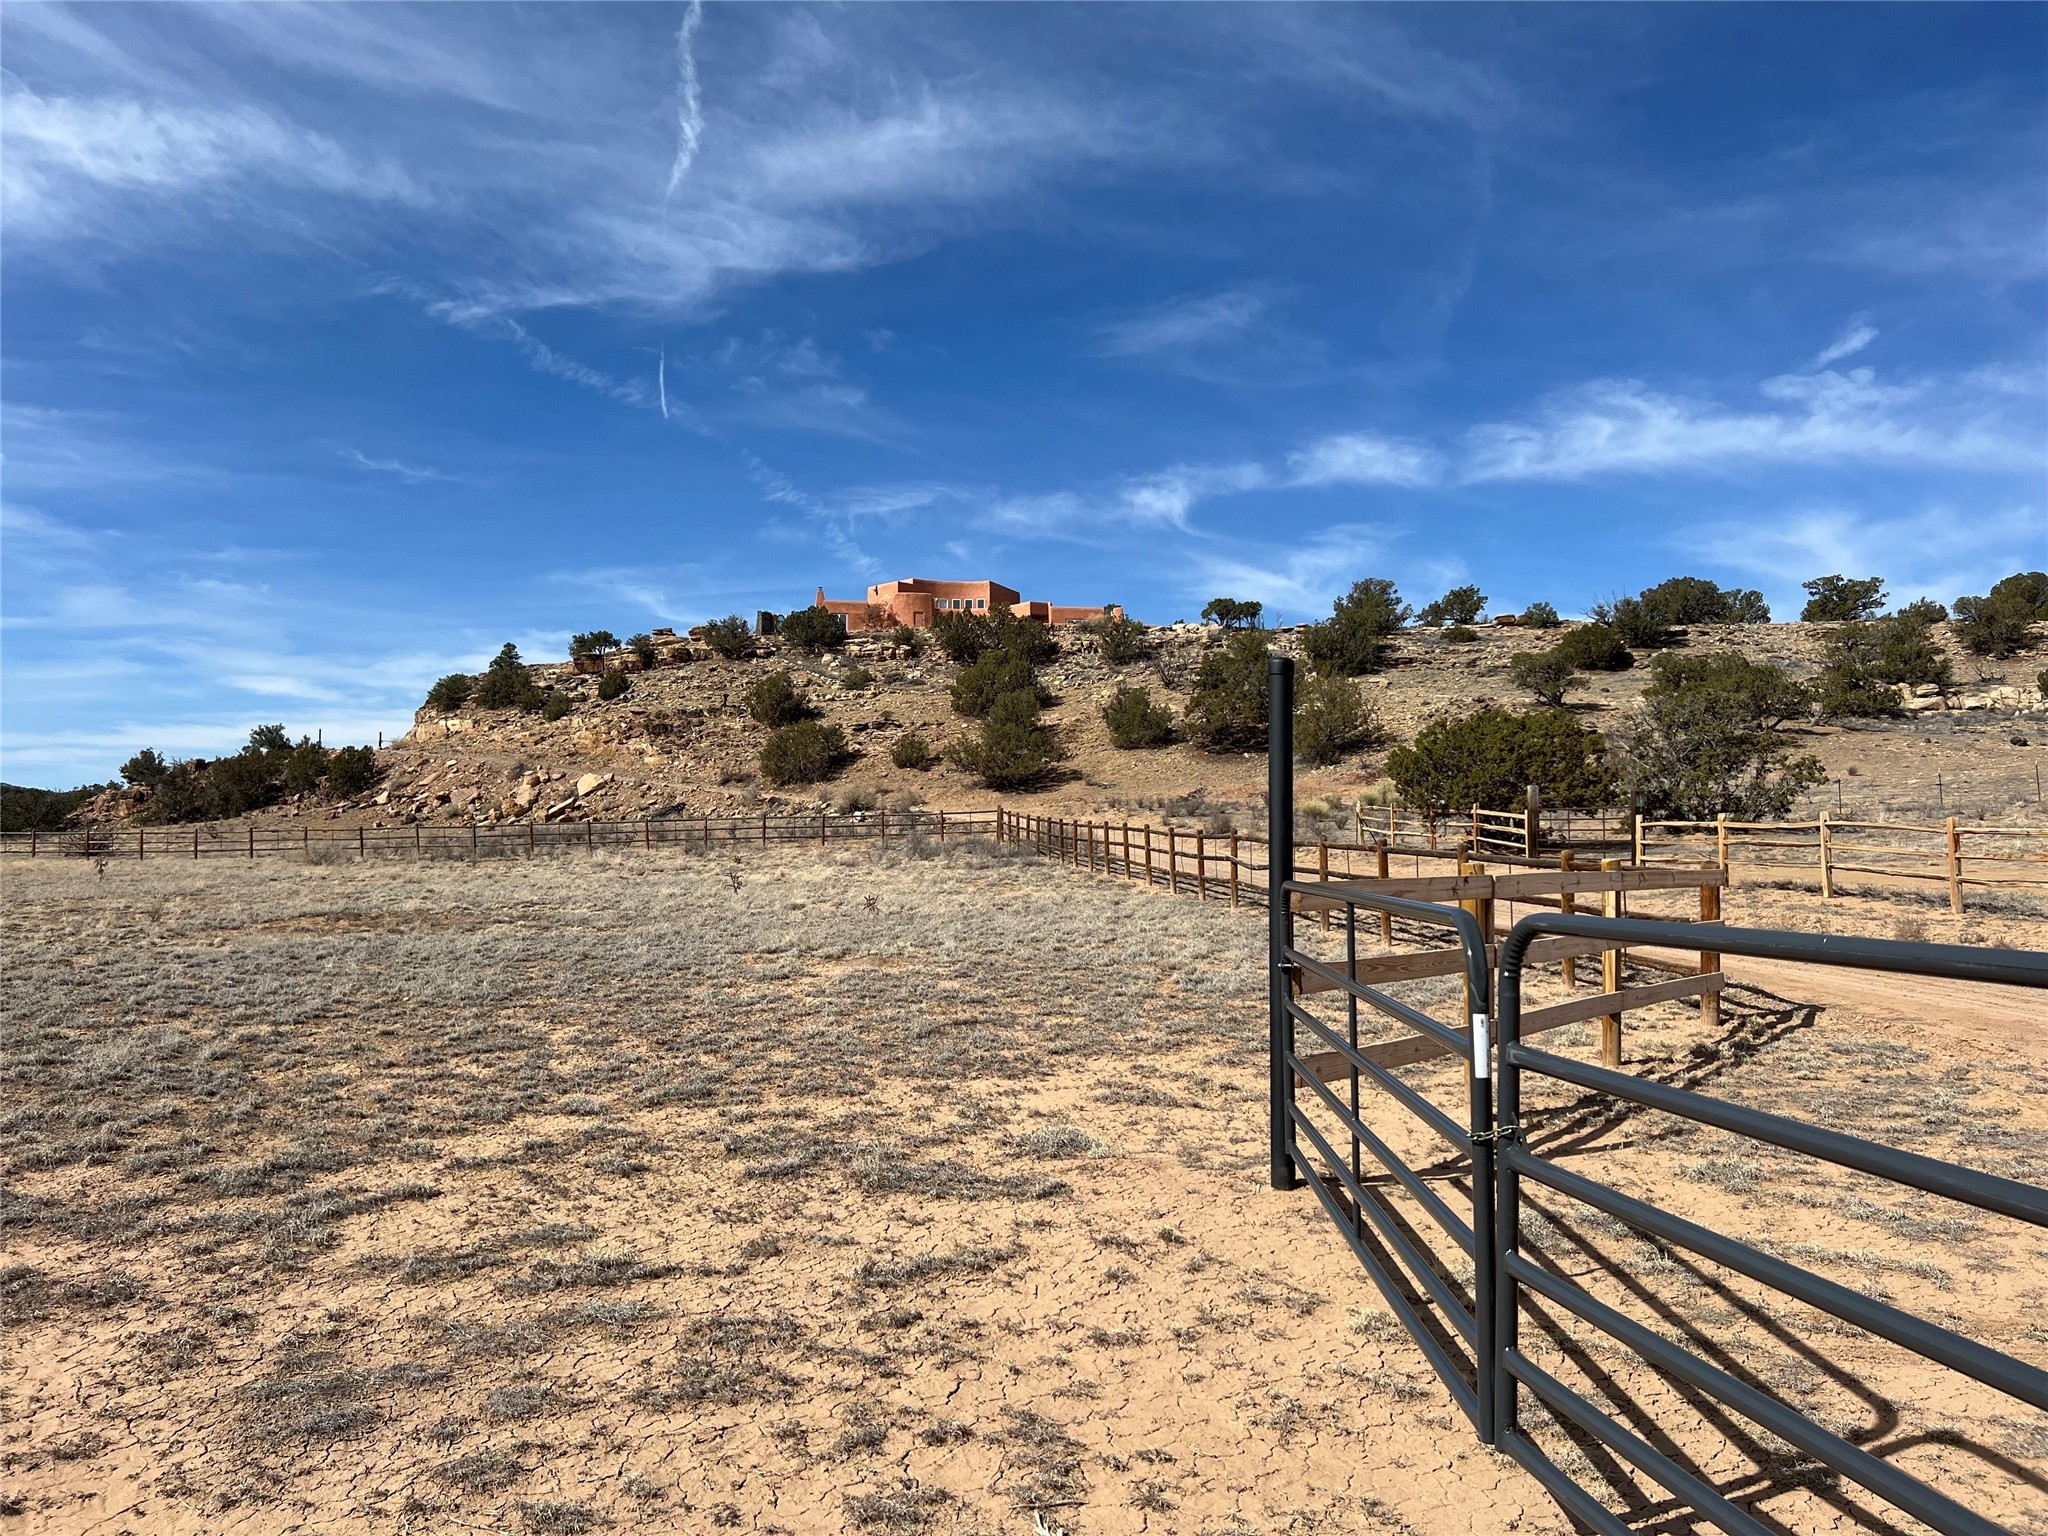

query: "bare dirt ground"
(4, 843), (2044, 1536)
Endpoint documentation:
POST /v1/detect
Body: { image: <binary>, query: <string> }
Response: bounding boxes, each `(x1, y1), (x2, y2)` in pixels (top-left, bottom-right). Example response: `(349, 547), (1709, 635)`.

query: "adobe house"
(814, 578), (1122, 632)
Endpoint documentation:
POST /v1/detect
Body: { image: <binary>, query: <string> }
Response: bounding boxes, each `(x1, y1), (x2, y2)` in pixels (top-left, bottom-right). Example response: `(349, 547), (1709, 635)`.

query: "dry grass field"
(4, 840), (2045, 1536)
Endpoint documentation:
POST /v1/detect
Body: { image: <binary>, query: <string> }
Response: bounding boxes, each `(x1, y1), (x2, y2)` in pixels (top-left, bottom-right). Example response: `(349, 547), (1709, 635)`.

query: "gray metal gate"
(1263, 654), (2048, 1532)
(1266, 655), (1501, 1440)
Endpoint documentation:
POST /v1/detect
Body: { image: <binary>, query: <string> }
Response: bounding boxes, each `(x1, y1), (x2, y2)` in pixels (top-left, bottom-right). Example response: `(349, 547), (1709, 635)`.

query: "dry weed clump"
(6, 840), (2043, 1535)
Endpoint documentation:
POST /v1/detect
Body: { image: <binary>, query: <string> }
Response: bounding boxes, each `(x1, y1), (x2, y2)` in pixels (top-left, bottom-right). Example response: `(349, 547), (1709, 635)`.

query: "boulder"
(576, 772), (609, 798)
(513, 783), (541, 811)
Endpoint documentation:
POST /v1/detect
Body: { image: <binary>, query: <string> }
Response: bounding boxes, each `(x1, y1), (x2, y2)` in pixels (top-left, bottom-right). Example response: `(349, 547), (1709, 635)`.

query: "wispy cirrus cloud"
(1458, 363), (2040, 482)
(1685, 501), (2044, 614)
(5, 4), (1198, 323)
(338, 448), (462, 484)
(1116, 463), (1271, 529)
(1, 402), (226, 494)
(0, 85), (421, 239)
(1, 501), (99, 551)
(936, 347), (2043, 553)
(1097, 287), (1270, 359)
(1810, 314), (1878, 370)
(1286, 432), (1446, 489)
(985, 462), (1269, 538)
(1183, 523), (1397, 616)
(664, 0), (706, 199)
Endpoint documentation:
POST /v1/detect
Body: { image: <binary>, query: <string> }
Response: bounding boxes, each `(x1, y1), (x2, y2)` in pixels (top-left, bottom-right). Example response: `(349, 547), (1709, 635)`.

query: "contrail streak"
(658, 345), (669, 420)
(664, 0), (704, 200)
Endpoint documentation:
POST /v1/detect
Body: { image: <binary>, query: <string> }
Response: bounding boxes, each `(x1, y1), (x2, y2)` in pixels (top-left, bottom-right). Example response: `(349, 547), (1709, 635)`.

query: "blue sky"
(4, 3), (2044, 786)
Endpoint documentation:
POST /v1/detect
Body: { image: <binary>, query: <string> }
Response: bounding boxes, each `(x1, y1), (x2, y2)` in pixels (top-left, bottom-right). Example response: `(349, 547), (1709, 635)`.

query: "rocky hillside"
(365, 619), (2046, 832)
(64, 618), (2047, 836)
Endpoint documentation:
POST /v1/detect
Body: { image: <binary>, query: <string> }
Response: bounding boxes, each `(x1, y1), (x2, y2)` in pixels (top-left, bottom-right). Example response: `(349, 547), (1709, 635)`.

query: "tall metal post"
(1267, 655), (1300, 1191)
(1491, 937), (1522, 1447)
(1464, 912), (1499, 1447)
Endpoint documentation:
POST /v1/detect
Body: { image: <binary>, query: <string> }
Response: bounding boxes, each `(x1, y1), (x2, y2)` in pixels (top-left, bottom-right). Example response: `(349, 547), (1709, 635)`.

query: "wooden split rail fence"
(1637, 814), (2048, 914)
(1290, 860), (1727, 1073)
(1351, 800), (2046, 915)
(999, 809), (1722, 1069)
(999, 809), (1261, 906)
(1, 808), (998, 863)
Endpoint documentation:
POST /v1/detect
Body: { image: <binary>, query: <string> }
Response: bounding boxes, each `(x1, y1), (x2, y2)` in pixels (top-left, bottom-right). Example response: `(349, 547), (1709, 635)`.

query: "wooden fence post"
(1599, 857), (1623, 1067)
(1471, 805), (1480, 850)
(1457, 862), (1488, 1017)
(1946, 816), (1964, 915)
(1375, 845), (1393, 943)
(1818, 812), (1834, 899)
(1525, 784), (1541, 858)
(1143, 826), (1153, 888)
(1196, 831), (1207, 902)
(1316, 838), (1330, 931)
(1632, 814), (1644, 869)
(1167, 829), (1179, 894)
(1716, 814), (1730, 873)
(248, 825), (255, 860)
(643, 819), (651, 850)
(1699, 881), (1721, 1028)
(939, 810), (948, 840)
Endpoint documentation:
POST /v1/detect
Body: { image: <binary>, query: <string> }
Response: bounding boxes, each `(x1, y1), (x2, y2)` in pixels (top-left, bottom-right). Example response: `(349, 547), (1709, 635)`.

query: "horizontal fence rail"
(1000, 810), (1265, 906)
(2, 808), (998, 862)
(1638, 814), (2048, 913)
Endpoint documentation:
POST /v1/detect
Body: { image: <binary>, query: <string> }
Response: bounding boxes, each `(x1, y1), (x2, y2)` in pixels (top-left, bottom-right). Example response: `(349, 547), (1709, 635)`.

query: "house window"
(975, 599), (985, 608)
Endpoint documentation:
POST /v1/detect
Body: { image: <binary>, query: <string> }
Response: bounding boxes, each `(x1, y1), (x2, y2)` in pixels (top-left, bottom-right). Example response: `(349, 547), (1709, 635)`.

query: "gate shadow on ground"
(1301, 975), (2043, 1534)
(1510, 1193), (2048, 1535)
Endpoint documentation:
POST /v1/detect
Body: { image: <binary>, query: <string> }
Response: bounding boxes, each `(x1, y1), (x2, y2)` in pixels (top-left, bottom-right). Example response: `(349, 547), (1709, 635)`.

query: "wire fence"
(0, 808), (999, 863)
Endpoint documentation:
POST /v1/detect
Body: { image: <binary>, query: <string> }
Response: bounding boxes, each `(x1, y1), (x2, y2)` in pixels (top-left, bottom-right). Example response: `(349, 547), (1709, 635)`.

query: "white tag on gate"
(1471, 1013), (1491, 1078)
